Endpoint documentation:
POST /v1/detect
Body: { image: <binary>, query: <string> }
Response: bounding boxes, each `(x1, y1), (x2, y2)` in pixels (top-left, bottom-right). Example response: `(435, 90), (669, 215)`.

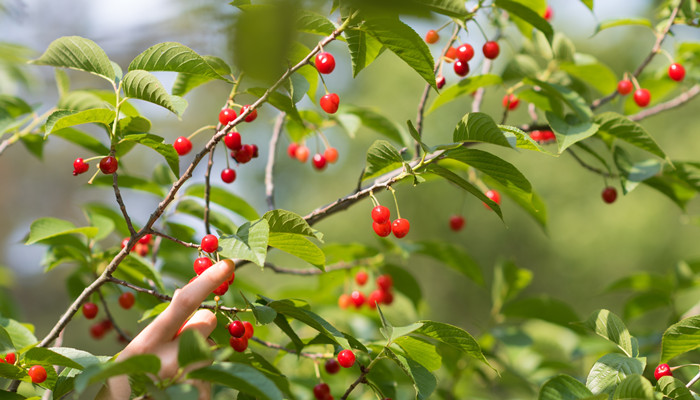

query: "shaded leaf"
(414, 240), (483, 285)
(426, 164), (503, 220)
(595, 112), (666, 160)
(581, 309), (636, 357)
(188, 363), (283, 400)
(363, 140), (403, 180)
(429, 74), (502, 112)
(502, 295), (579, 328)
(344, 27), (384, 77)
(122, 70), (187, 116)
(453, 112), (511, 148)
(585, 354), (645, 396)
(185, 185), (259, 221)
(219, 219), (270, 267)
(661, 315), (700, 363)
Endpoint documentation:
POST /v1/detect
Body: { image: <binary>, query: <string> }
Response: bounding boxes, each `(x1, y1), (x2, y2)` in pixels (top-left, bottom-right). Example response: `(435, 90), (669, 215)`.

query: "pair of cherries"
(371, 205), (409, 238)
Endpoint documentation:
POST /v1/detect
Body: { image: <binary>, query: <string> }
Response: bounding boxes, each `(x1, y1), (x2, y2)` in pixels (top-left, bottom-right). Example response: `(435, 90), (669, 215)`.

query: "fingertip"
(218, 259), (235, 274)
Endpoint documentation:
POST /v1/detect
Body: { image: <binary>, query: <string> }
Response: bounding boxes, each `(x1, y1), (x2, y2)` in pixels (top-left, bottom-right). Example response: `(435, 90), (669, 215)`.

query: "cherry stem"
(435, 19), (452, 33)
(388, 186), (401, 219)
(86, 169), (101, 185)
(317, 130), (331, 149)
(687, 368), (700, 388)
(204, 147), (217, 235)
(658, 48), (675, 64)
(318, 72), (330, 94)
(472, 18), (489, 42)
(630, 75), (642, 90)
(369, 191), (379, 207)
(313, 360), (322, 381)
(187, 125), (216, 141)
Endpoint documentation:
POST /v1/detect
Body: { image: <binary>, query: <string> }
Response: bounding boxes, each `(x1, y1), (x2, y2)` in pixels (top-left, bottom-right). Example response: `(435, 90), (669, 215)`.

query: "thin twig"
(567, 148), (616, 178)
(96, 288), (132, 342)
(629, 84), (700, 121)
(590, 1), (684, 110)
(112, 171), (136, 236)
(263, 257), (377, 275)
(249, 336), (328, 359)
(340, 364), (371, 400)
(204, 146), (216, 235)
(265, 113), (285, 211)
(150, 230), (200, 248)
(687, 368), (700, 388)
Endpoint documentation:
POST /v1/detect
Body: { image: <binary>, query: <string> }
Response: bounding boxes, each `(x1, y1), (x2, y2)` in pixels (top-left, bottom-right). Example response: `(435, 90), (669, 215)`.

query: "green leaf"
(118, 255), (166, 293)
(344, 27), (384, 77)
(363, 15), (436, 90)
(414, 240), (484, 285)
(0, 363), (28, 381)
(187, 363), (283, 400)
(407, 120), (429, 153)
(376, 304), (393, 340)
(92, 175), (165, 197)
(429, 74), (502, 112)
(491, 260), (533, 314)
(263, 209), (318, 238)
(119, 133), (180, 176)
(139, 303), (168, 323)
(483, 174), (548, 230)
(44, 109), (115, 137)
(185, 185), (259, 221)
(385, 348), (437, 400)
(546, 111), (599, 153)
(560, 57), (617, 95)
(268, 299), (350, 349)
(613, 151), (663, 195)
(178, 329), (212, 368)
(661, 315), (700, 363)
(643, 174), (696, 211)
(73, 355), (161, 394)
(656, 376), (694, 400)
(394, 336), (441, 371)
(122, 70), (187, 116)
(52, 128), (110, 155)
(218, 219), (270, 267)
(585, 353), (645, 396)
(268, 233), (325, 269)
(409, 0), (470, 18)
(426, 164), (503, 220)
(500, 125), (547, 153)
(128, 42), (229, 82)
(502, 295), (579, 328)
(30, 36), (116, 82)
(595, 18), (652, 34)
(23, 347), (84, 370)
(295, 10), (340, 38)
(247, 88), (302, 124)
(412, 320), (493, 370)
(341, 107), (405, 145)
(0, 326), (13, 354)
(19, 133), (44, 159)
(581, 309), (636, 357)
(251, 304), (277, 325)
(539, 375), (598, 400)
(363, 140), (404, 180)
(595, 112), (667, 160)
(495, 0), (553, 43)
(453, 112), (512, 148)
(580, 0), (594, 11)
(26, 217), (98, 245)
(612, 374), (654, 399)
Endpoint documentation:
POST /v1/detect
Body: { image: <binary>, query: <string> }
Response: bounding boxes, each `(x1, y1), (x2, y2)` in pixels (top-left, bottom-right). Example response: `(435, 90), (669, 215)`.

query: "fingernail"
(218, 259), (235, 272)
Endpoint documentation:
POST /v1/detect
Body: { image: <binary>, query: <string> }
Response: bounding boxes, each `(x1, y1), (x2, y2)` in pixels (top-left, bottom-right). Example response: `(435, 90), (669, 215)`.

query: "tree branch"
(249, 336), (328, 359)
(263, 257), (377, 275)
(96, 288), (132, 342)
(567, 148), (616, 178)
(112, 171), (136, 236)
(629, 84), (700, 121)
(203, 146), (216, 235)
(265, 113), (285, 211)
(150, 230), (200, 248)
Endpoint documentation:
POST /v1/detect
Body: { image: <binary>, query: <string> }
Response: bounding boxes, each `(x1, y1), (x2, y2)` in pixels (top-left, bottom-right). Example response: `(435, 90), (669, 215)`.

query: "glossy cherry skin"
(350, 290), (365, 308)
(312, 153), (327, 170)
(99, 156), (118, 174)
(456, 44), (474, 62)
(376, 274), (393, 291)
(219, 108), (237, 125)
(4, 353), (15, 364)
(367, 290), (383, 309)
(617, 80), (632, 95)
(72, 158), (89, 175)
(502, 94), (519, 110)
(229, 336), (248, 352)
(668, 63), (685, 82)
(320, 93), (340, 114)
(83, 302), (98, 319)
(28, 365), (47, 384)
(633, 89), (651, 107)
(602, 186), (617, 204)
(315, 52), (336, 74)
(224, 132), (242, 151)
(337, 349), (356, 368)
(138, 234), (152, 245)
(436, 75), (446, 89)
(228, 320), (246, 338)
(233, 144), (254, 164)
(324, 358), (341, 374)
(213, 281), (229, 296)
(371, 205), (391, 223)
(482, 41), (500, 59)
(445, 46), (458, 61)
(373, 221), (392, 237)
(193, 257), (214, 275)
(391, 218), (410, 238)
(424, 29), (439, 44)
(201, 234), (219, 253)
(355, 271), (368, 286)
(241, 105), (258, 122)
(243, 321), (254, 339)
(173, 136), (192, 156)
(221, 168), (236, 184)
(324, 147), (339, 163)
(119, 292), (135, 309)
(454, 60), (469, 77)
(654, 363), (672, 380)
(449, 215), (465, 231)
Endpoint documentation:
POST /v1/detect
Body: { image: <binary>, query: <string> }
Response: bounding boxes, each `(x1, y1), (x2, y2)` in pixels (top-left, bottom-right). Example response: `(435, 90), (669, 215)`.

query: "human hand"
(97, 259), (235, 400)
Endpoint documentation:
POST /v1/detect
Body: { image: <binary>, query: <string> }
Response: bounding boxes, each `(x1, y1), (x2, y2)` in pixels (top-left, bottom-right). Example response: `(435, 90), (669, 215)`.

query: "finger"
(149, 259), (235, 340)
(179, 309), (217, 339)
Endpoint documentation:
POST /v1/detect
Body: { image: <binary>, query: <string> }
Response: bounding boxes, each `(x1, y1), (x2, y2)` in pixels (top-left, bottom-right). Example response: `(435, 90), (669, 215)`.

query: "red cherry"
(28, 365), (47, 384)
(381, 290), (394, 305)
(355, 271), (369, 286)
(228, 271), (236, 285)
(243, 321), (254, 339)
(338, 294), (352, 309)
(221, 168), (236, 184)
(251, 144), (259, 158)
(224, 132), (242, 151)
(617, 80), (633, 95)
(241, 105), (258, 122)
(315, 52), (336, 74)
(90, 321), (108, 339)
(201, 234), (219, 253)
(4, 353), (15, 364)
(193, 257), (213, 275)
(445, 46), (458, 62)
(219, 108), (237, 125)
(542, 130), (556, 142)
(99, 156), (118, 174)
(350, 290), (365, 308)
(530, 130), (544, 142)
(371, 205), (391, 223)
(424, 29), (439, 44)
(449, 215), (465, 231)
(654, 364), (673, 380)
(602, 186), (617, 204)
(482, 41), (500, 59)
(543, 5), (553, 21)
(376, 274), (393, 291)
(668, 63), (685, 82)
(138, 234), (152, 245)
(436, 75), (446, 89)
(121, 238), (131, 250)
(502, 94), (519, 110)
(173, 136), (192, 156)
(456, 44), (474, 62)
(228, 320), (246, 338)
(287, 143), (299, 158)
(312, 153), (327, 170)
(391, 218), (410, 238)
(213, 281), (229, 296)
(320, 93), (340, 114)
(453, 60), (469, 77)
(372, 221), (392, 237)
(314, 383), (331, 400)
(135, 243), (149, 257)
(324, 358), (340, 374)
(229, 336), (248, 352)
(82, 302), (98, 319)
(324, 147), (339, 163)
(633, 88), (651, 107)
(72, 158), (89, 176)
(484, 189), (501, 209)
(295, 146), (310, 163)
(118, 292), (135, 309)
(337, 349), (356, 368)
(367, 290), (383, 309)
(233, 144), (254, 164)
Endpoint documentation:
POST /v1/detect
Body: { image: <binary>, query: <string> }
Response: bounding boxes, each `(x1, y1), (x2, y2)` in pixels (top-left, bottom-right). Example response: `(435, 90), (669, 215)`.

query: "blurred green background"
(1, 0), (699, 362)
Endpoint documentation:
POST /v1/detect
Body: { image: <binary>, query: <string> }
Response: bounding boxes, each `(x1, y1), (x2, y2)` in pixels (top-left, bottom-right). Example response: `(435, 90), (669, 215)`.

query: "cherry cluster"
(529, 130), (555, 143)
(227, 319), (254, 353)
(82, 290), (134, 340)
(191, 235), (235, 296)
(313, 350), (357, 399)
(371, 205), (410, 238)
(120, 233), (153, 257)
(425, 28), (500, 88)
(315, 52), (340, 114)
(72, 155), (118, 176)
(617, 62), (685, 108)
(338, 272), (394, 310)
(287, 142), (339, 171)
(0, 353), (47, 384)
